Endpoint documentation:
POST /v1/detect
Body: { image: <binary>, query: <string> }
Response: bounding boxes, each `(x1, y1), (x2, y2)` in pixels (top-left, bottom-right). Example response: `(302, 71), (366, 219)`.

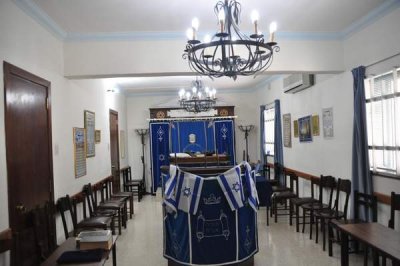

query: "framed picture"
(84, 110), (95, 157)
(120, 130), (126, 159)
(73, 127), (86, 178)
(312, 115), (320, 136)
(282, 113), (291, 147)
(95, 130), (101, 143)
(323, 107), (334, 138)
(293, 120), (299, 138)
(298, 116), (312, 142)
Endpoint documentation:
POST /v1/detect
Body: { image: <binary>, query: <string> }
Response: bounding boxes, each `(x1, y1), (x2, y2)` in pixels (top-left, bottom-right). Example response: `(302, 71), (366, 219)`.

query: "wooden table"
(41, 236), (118, 266)
(337, 222), (400, 266)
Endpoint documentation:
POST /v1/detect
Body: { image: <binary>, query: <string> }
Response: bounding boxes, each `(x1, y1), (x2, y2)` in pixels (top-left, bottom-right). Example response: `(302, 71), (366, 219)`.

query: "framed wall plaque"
(298, 116), (312, 142)
(283, 113), (292, 147)
(84, 110), (95, 157)
(73, 127), (86, 178)
(120, 130), (126, 159)
(95, 130), (101, 143)
(293, 120), (299, 138)
(312, 115), (320, 136)
(323, 107), (334, 138)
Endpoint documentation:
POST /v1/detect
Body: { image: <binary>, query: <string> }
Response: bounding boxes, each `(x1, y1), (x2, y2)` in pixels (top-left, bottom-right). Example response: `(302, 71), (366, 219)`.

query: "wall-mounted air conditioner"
(283, 74), (315, 93)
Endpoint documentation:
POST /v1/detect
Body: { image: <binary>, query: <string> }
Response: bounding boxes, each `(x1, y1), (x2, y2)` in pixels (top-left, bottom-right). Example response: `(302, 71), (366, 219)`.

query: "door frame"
(3, 61), (56, 250)
(109, 109), (120, 192)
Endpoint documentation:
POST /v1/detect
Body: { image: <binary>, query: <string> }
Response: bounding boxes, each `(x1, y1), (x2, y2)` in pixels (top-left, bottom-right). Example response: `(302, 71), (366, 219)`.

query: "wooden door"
(109, 109), (120, 193)
(4, 62), (55, 265)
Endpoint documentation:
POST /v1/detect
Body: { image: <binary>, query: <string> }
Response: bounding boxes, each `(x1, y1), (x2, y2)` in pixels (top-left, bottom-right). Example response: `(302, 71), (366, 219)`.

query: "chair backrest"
(274, 162), (283, 179)
(310, 177), (320, 200)
(285, 171), (299, 194)
(318, 175), (336, 207)
(332, 179), (352, 219)
(354, 190), (378, 222)
(389, 192), (400, 229)
(82, 184), (98, 216)
(57, 195), (77, 240)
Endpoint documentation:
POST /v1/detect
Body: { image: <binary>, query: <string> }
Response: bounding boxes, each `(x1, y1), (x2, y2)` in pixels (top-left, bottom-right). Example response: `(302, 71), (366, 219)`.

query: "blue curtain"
(260, 105), (266, 168)
(351, 66), (373, 220)
(150, 123), (170, 194)
(274, 100), (284, 184)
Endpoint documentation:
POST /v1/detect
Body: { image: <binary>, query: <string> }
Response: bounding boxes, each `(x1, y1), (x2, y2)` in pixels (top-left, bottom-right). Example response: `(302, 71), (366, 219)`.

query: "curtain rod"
(365, 52), (400, 68)
(148, 115), (237, 122)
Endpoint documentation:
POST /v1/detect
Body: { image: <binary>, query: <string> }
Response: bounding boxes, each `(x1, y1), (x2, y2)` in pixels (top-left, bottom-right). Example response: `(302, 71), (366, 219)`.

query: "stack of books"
(77, 230), (112, 250)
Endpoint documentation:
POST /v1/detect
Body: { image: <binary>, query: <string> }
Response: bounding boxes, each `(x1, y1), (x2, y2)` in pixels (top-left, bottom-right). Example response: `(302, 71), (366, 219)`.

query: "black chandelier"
(183, 0), (279, 80)
(179, 79), (216, 113)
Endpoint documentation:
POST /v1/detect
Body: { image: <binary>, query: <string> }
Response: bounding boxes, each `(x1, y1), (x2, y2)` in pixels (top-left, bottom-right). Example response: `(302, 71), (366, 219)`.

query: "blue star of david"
(231, 182), (240, 192)
(157, 127), (164, 142)
(159, 154), (165, 161)
(182, 187), (191, 197)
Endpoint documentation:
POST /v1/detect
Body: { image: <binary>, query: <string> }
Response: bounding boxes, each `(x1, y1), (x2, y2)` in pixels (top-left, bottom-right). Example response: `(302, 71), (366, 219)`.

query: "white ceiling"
(32, 0), (386, 33)
(24, 0), (390, 94)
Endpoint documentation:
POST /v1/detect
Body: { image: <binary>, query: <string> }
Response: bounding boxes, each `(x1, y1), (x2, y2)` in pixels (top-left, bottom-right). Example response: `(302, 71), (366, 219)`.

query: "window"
(365, 68), (400, 177)
(263, 106), (275, 156)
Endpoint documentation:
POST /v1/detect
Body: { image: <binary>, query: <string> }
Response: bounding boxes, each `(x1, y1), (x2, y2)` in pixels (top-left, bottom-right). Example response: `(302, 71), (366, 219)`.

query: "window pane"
(364, 79), (371, 100)
(366, 102), (372, 145)
(371, 101), (383, 146)
(382, 98), (395, 146)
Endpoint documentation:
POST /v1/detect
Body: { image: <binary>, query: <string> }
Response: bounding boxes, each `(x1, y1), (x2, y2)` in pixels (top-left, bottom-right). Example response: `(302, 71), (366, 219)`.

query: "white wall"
(0, 1), (129, 264)
(253, 6), (400, 229)
(126, 90), (259, 192)
(64, 39), (344, 78)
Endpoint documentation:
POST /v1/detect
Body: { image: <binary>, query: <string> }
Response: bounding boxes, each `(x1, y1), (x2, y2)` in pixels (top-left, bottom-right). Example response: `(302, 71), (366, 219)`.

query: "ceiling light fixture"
(178, 79), (216, 113)
(183, 0), (279, 80)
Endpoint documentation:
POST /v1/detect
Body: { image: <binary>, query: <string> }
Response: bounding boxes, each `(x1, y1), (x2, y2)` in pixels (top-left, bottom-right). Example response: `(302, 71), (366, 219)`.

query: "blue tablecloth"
(163, 175), (258, 265)
(255, 175), (273, 207)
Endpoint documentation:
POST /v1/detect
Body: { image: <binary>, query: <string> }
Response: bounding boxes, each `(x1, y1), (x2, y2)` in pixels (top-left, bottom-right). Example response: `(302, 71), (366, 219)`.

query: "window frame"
(365, 68), (400, 179)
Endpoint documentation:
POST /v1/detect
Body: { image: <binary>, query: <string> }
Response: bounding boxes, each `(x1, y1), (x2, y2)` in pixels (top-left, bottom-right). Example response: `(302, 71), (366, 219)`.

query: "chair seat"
(98, 201), (124, 210)
(274, 191), (297, 200)
(315, 209), (344, 219)
(112, 192), (132, 198)
(302, 202), (329, 211)
(78, 216), (111, 228)
(94, 209), (117, 217)
(272, 186), (290, 193)
(290, 197), (317, 206)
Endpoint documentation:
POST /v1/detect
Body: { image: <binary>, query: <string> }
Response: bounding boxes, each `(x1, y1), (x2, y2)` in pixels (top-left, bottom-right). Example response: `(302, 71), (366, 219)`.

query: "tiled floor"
(106, 195), (367, 266)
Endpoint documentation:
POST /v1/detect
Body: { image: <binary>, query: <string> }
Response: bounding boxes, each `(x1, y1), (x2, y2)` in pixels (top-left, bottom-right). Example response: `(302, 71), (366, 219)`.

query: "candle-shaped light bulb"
(191, 17), (199, 31)
(251, 10), (259, 35)
(269, 21), (277, 42)
(192, 86), (198, 95)
(191, 17), (199, 40)
(218, 9), (225, 33)
(198, 92), (202, 99)
(179, 89), (185, 99)
(212, 88), (217, 99)
(186, 28), (194, 40)
(186, 91), (191, 100)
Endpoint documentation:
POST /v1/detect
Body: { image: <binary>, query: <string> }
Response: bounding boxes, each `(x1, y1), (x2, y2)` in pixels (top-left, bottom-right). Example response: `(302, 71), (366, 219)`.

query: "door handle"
(15, 204), (26, 213)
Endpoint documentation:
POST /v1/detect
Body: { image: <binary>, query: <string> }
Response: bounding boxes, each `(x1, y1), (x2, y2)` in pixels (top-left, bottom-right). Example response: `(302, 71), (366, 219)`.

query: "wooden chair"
(314, 178), (351, 251)
(301, 175), (336, 240)
(272, 171), (299, 223)
(290, 177), (320, 232)
(122, 167), (144, 202)
(57, 195), (114, 239)
(105, 176), (134, 219)
(83, 184), (126, 235)
(32, 201), (57, 262)
(329, 190), (377, 262)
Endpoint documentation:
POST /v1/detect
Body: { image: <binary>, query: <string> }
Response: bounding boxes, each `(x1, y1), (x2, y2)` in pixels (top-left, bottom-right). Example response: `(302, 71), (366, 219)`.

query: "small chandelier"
(178, 79), (216, 113)
(183, 0), (279, 80)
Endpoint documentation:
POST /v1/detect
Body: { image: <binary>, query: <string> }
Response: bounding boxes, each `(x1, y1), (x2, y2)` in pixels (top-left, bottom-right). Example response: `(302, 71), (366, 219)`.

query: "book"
(77, 230), (112, 250)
